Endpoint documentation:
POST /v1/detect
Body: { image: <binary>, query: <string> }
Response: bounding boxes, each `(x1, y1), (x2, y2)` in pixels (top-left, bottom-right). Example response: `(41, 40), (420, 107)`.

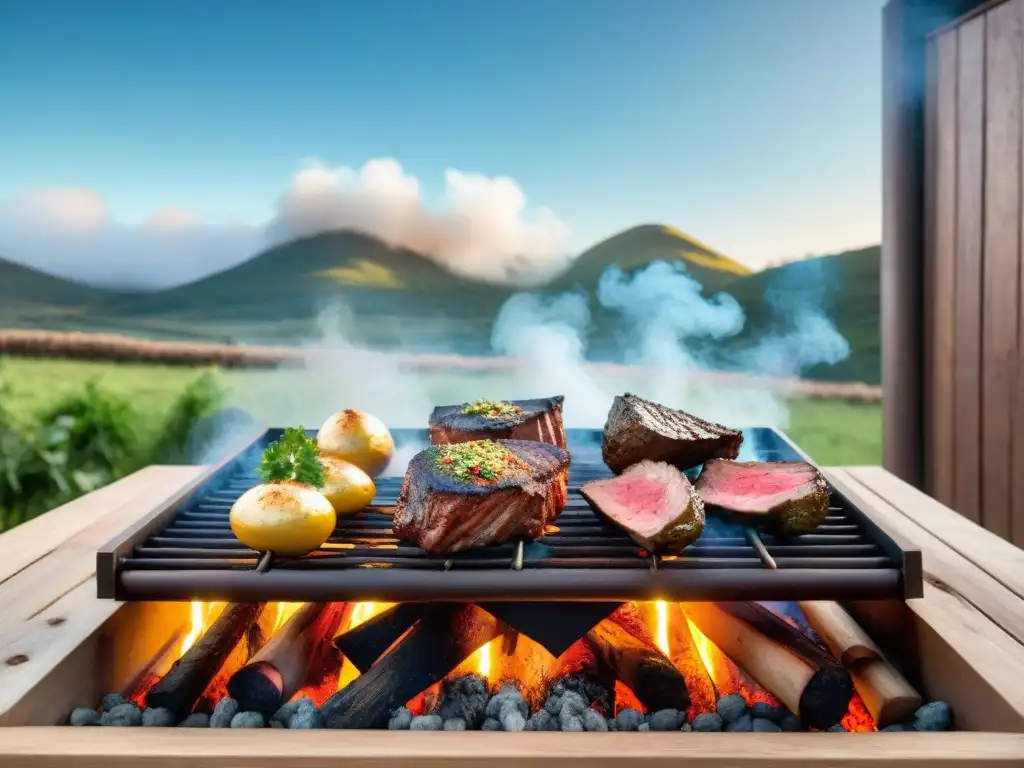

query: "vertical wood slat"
(927, 31), (960, 509)
(953, 14), (987, 524)
(983, 0), (1024, 541)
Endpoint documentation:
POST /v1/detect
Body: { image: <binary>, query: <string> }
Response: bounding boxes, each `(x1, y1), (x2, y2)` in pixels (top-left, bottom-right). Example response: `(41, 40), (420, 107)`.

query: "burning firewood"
(333, 603), (426, 672)
(145, 603), (270, 719)
(684, 602), (853, 729)
(321, 603), (504, 729)
(661, 603), (717, 717)
(583, 605), (690, 712)
(798, 601), (922, 727)
(227, 603), (347, 717)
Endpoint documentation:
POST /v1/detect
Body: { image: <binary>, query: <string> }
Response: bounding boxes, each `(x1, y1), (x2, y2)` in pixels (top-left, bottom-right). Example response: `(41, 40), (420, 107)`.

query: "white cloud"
(0, 158), (572, 289)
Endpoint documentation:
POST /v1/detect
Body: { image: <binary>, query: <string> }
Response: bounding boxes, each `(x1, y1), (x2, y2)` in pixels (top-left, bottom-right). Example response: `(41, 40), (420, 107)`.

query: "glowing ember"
(179, 601), (225, 657)
(654, 601), (670, 657)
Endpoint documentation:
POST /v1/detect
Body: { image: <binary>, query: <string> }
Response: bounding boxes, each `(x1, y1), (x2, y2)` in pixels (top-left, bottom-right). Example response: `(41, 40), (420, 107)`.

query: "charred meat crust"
(428, 396), (566, 449)
(694, 459), (830, 535)
(601, 393), (743, 474)
(392, 439), (571, 555)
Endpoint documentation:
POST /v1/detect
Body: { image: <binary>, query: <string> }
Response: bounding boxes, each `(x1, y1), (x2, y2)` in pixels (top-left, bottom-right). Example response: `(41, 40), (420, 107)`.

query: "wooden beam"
(0, 730), (1022, 767)
(844, 465), (1024, 599)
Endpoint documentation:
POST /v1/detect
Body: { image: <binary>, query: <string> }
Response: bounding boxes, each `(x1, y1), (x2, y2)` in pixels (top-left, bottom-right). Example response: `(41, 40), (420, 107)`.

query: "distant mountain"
(0, 230), (881, 383)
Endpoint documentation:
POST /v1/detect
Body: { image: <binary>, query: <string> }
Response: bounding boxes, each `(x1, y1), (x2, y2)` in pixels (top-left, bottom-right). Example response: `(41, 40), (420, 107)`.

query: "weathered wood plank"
(953, 14), (987, 523)
(1, 730), (1023, 767)
(0, 466), (185, 585)
(925, 29), (959, 508)
(0, 465), (207, 634)
(845, 465), (1024, 600)
(826, 469), (1024, 732)
(827, 470), (1024, 645)
(981, 0), (1023, 541)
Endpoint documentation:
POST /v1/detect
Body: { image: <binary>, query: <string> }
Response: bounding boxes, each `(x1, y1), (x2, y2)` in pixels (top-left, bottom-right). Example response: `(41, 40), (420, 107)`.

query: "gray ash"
(72, 688), (956, 733)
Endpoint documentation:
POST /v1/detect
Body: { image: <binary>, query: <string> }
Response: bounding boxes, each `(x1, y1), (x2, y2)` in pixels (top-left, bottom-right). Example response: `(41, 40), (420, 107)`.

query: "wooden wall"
(924, 0), (1024, 546)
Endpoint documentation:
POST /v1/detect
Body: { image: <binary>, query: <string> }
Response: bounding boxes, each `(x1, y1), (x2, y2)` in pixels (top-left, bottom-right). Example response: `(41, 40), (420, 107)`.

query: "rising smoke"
(196, 257), (850, 473)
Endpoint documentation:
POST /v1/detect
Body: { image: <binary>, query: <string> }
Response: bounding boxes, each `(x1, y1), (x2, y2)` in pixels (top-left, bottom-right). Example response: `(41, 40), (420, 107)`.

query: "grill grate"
(97, 428), (922, 603)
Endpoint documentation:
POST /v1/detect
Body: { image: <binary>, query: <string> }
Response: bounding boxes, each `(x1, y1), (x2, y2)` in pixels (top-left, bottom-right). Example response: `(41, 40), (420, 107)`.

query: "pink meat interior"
(700, 464), (813, 514)
(585, 476), (669, 538)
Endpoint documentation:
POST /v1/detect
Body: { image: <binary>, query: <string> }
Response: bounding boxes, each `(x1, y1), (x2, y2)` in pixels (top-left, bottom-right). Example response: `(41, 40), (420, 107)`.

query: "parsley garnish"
(256, 427), (326, 487)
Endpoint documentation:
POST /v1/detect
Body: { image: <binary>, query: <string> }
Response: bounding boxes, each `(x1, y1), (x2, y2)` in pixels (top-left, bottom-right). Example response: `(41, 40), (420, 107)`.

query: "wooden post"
(882, 0), (987, 490)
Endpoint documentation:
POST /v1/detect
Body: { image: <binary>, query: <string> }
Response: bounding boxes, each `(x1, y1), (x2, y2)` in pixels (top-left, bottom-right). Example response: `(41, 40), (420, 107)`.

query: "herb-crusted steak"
(580, 461), (705, 554)
(601, 393), (743, 474)
(392, 439), (570, 555)
(694, 459), (829, 535)
(428, 396), (566, 449)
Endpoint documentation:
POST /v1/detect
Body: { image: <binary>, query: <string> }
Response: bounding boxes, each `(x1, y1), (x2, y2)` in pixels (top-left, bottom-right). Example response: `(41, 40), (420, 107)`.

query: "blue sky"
(0, 0), (882, 279)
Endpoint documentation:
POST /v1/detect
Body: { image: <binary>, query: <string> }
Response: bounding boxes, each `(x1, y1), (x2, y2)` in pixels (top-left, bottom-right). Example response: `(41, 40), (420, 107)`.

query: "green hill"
(0, 230), (881, 383)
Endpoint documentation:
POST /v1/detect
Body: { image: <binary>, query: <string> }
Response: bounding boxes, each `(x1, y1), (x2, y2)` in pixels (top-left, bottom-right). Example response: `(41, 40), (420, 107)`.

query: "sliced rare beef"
(601, 393), (743, 474)
(580, 460), (705, 554)
(694, 459), (829, 535)
(428, 396), (566, 449)
(392, 438), (570, 555)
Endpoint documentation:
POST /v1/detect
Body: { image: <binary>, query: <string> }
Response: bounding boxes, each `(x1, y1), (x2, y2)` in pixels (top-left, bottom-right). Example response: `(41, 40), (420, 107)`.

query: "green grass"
(0, 357), (883, 467)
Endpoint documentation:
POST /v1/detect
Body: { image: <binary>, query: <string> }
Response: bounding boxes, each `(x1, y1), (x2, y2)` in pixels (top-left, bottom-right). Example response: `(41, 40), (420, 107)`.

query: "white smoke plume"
(0, 158), (570, 289)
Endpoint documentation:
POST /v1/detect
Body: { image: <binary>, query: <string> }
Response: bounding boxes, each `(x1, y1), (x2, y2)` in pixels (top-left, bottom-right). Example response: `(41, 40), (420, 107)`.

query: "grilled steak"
(392, 438), (570, 555)
(694, 459), (829, 535)
(580, 460), (705, 554)
(428, 396), (566, 449)
(601, 393), (743, 474)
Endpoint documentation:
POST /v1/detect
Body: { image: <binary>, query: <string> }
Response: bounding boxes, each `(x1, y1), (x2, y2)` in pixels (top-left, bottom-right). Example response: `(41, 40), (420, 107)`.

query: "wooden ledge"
(1, 729), (1022, 767)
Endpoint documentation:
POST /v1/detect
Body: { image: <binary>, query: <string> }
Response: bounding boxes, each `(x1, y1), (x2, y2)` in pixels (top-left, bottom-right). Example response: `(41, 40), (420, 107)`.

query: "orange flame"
(179, 601), (225, 656)
(654, 601), (670, 657)
(683, 614), (717, 681)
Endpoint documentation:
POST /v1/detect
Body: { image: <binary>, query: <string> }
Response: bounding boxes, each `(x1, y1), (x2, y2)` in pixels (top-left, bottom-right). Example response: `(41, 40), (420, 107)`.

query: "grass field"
(0, 357), (882, 467)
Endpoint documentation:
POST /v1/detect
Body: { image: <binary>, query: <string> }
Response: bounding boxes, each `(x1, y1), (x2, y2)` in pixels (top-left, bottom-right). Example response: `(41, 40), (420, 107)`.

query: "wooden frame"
(1, 463), (1023, 764)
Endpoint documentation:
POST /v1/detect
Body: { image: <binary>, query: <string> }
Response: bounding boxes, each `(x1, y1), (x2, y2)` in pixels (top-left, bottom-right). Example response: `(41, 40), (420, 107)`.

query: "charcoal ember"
(551, 681), (566, 696)
(179, 713), (210, 728)
(726, 714), (753, 732)
(481, 717), (502, 731)
(210, 697), (240, 728)
(637, 722), (651, 732)
(649, 709), (685, 731)
(557, 673), (612, 714)
(486, 683), (529, 721)
(271, 698), (305, 728)
(561, 714), (585, 732)
(559, 691), (587, 716)
(544, 695), (562, 715)
(270, 720), (286, 729)
(99, 703), (142, 727)
(231, 711), (266, 729)
(691, 713), (723, 732)
(526, 710), (557, 732)
(583, 709), (608, 732)
(750, 702), (785, 723)
(882, 724), (908, 732)
(826, 724), (847, 733)
(614, 708), (644, 732)
(779, 713), (802, 732)
(913, 701), (953, 732)
(437, 674), (490, 727)
(290, 702), (325, 729)
(388, 708), (414, 730)
(716, 694), (747, 724)
(69, 708), (100, 727)
(501, 709), (527, 732)
(443, 717), (467, 731)
(410, 715), (444, 731)
(752, 718), (782, 733)
(101, 693), (127, 712)
(142, 707), (176, 727)
(680, 723), (692, 732)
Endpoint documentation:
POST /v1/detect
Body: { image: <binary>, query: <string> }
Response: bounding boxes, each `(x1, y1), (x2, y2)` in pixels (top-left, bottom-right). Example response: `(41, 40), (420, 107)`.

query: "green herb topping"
(436, 440), (524, 482)
(257, 427), (326, 487)
(460, 399), (523, 418)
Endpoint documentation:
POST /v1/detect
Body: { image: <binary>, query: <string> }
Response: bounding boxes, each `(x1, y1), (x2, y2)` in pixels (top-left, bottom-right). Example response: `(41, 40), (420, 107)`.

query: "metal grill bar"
(97, 427), (923, 602)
